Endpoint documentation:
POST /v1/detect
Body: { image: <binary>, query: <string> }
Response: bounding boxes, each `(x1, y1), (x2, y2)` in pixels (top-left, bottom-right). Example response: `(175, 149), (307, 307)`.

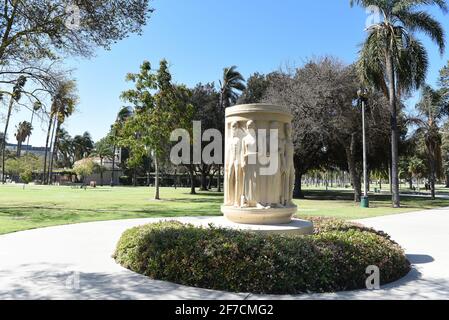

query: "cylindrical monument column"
(222, 104), (297, 225)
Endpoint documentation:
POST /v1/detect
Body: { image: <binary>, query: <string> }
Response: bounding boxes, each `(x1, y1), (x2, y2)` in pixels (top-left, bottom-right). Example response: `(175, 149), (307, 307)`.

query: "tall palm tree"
(351, 0), (447, 207)
(43, 80), (77, 184)
(25, 101), (42, 154)
(14, 121), (33, 157)
(408, 85), (448, 199)
(218, 66), (245, 192)
(48, 81), (77, 184)
(1, 75), (27, 183)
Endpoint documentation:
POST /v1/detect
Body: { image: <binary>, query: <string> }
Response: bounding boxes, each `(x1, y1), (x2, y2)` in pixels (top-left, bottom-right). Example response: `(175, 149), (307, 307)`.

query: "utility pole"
(358, 88), (369, 208)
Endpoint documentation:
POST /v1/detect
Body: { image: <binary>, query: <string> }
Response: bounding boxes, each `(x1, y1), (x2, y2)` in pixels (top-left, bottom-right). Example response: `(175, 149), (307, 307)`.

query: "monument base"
(182, 216), (313, 236)
(221, 205), (297, 225)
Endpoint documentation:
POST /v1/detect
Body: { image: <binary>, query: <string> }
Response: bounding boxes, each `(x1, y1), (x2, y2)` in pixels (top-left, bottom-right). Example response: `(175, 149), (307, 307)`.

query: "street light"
(358, 88), (369, 208)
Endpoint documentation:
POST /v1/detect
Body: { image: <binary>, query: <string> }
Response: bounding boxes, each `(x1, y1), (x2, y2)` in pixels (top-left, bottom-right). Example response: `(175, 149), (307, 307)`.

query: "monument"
(220, 104), (313, 235)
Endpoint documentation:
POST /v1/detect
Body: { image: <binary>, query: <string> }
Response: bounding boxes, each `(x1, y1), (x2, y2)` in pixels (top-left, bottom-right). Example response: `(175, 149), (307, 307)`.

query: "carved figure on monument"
(225, 121), (243, 207)
(266, 121), (283, 207)
(284, 123), (295, 206)
(241, 120), (259, 208)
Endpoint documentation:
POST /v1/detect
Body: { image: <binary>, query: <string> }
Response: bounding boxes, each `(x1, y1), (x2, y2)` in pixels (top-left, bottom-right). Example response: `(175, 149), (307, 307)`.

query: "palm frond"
(396, 10), (445, 54)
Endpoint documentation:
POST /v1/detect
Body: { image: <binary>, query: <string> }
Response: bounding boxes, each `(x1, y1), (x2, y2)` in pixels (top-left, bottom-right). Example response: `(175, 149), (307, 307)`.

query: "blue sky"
(10, 0), (449, 146)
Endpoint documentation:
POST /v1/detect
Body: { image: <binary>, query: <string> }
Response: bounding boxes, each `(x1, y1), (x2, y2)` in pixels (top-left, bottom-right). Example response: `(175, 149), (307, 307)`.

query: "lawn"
(0, 184), (448, 235)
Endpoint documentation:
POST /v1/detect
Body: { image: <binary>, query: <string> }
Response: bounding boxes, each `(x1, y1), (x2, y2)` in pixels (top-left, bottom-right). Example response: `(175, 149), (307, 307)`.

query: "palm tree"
(25, 101), (42, 154)
(351, 0), (447, 207)
(14, 121), (33, 157)
(1, 75), (27, 183)
(408, 85), (448, 199)
(218, 66), (246, 192)
(48, 81), (77, 184)
(55, 128), (74, 168)
(43, 80), (77, 184)
(73, 132), (94, 161)
(408, 156), (426, 192)
(219, 66), (246, 109)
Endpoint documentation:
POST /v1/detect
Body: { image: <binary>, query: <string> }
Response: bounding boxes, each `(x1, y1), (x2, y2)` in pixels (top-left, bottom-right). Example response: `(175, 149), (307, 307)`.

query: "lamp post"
(358, 88), (369, 208)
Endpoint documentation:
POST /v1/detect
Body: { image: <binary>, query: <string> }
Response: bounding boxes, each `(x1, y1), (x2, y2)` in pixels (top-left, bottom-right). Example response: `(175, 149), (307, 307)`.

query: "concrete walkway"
(0, 209), (448, 300)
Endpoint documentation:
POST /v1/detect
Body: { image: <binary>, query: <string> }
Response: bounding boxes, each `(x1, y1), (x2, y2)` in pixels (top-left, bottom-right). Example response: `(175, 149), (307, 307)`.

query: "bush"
(113, 220), (410, 294)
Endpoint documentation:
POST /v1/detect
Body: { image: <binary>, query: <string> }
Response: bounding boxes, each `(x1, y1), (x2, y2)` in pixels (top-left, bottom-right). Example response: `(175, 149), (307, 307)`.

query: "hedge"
(113, 218), (410, 294)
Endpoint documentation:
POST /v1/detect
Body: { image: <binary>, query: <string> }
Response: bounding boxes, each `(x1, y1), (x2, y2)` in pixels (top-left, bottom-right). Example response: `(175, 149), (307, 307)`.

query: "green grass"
(297, 189), (449, 220)
(0, 184), (448, 235)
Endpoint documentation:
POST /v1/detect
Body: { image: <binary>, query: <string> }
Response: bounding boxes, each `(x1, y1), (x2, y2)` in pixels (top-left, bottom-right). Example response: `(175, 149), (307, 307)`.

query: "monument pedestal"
(222, 205), (297, 225)
(186, 216), (314, 236)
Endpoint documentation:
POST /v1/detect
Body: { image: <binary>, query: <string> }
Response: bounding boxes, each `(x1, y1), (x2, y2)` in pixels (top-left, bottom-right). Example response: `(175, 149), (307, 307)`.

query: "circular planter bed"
(113, 217), (410, 294)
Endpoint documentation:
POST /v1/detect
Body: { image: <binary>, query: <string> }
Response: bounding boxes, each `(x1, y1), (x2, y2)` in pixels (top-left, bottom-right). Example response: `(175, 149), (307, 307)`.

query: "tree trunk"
(200, 170), (208, 191)
(386, 52), (400, 207)
(111, 145), (116, 186)
(100, 157), (104, 186)
(16, 141), (22, 157)
(154, 156), (160, 200)
(48, 118), (61, 185)
(217, 165), (222, 192)
(25, 111), (35, 155)
(47, 117), (57, 184)
(42, 115), (54, 185)
(208, 173), (214, 190)
(345, 134), (362, 203)
(429, 158), (436, 200)
(189, 165), (196, 195)
(1, 96), (15, 183)
(293, 171), (304, 199)
(445, 173), (449, 188)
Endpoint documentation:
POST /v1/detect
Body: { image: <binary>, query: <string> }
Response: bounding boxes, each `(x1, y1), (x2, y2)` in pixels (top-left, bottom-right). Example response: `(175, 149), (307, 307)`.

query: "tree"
(73, 158), (98, 184)
(188, 83), (222, 193)
(218, 66), (245, 192)
(25, 101), (42, 154)
(1, 75), (26, 182)
(42, 80), (77, 183)
(351, 0), (447, 207)
(46, 80), (77, 184)
(73, 132), (94, 162)
(219, 66), (246, 109)
(0, 0), (153, 63)
(265, 58), (392, 201)
(4, 153), (43, 183)
(110, 106), (134, 186)
(14, 121), (32, 157)
(55, 128), (74, 168)
(238, 72), (271, 104)
(93, 136), (115, 186)
(408, 156), (426, 191)
(408, 85), (448, 199)
(120, 60), (194, 199)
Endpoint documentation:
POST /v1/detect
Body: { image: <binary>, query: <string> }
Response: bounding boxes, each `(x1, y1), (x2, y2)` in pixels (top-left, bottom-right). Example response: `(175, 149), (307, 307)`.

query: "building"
(5, 143), (49, 157)
(71, 156), (123, 186)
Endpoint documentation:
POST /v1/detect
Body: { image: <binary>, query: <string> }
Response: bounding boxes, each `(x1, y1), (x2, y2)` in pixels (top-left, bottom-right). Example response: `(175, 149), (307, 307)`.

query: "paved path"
(0, 210), (448, 300)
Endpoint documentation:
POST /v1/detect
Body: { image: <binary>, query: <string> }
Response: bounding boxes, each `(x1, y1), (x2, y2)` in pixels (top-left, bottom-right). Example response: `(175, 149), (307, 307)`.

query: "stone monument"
(220, 104), (313, 234)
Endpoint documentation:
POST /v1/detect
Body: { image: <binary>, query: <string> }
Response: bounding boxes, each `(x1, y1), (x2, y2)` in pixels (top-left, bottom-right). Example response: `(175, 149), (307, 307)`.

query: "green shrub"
(113, 220), (410, 294)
